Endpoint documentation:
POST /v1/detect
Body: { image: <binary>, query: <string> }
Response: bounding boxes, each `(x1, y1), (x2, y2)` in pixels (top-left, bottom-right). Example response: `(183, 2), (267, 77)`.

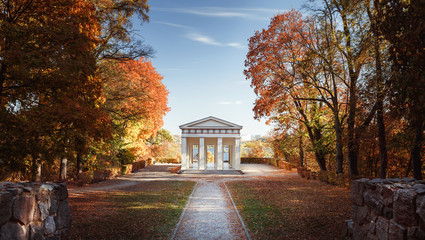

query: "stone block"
(379, 185), (394, 207)
(345, 219), (354, 238)
(367, 232), (379, 240)
(51, 183), (67, 201)
(12, 195), (36, 225)
(29, 222), (43, 240)
(416, 195), (425, 223)
(55, 200), (71, 230)
(369, 220), (376, 234)
(364, 191), (384, 215)
(38, 201), (50, 221)
(352, 204), (369, 225)
(383, 207), (393, 219)
(44, 216), (56, 235)
(389, 220), (407, 240)
(353, 223), (368, 240)
(36, 188), (50, 202)
(0, 222), (28, 240)
(376, 217), (389, 240)
(394, 189), (417, 226)
(56, 228), (71, 240)
(53, 183), (68, 201)
(6, 187), (23, 195)
(49, 199), (58, 215)
(45, 236), (60, 240)
(401, 177), (415, 183)
(407, 226), (425, 240)
(33, 203), (41, 222)
(352, 179), (367, 205)
(0, 191), (13, 225)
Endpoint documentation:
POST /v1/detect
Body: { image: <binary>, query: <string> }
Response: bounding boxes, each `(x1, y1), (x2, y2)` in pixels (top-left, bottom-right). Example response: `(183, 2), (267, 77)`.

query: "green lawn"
(69, 181), (195, 240)
(227, 176), (351, 240)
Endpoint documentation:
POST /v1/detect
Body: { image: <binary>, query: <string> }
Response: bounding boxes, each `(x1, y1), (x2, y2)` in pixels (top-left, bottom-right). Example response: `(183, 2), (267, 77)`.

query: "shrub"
(155, 158), (180, 164)
(121, 164), (133, 175)
(117, 148), (137, 165)
(77, 172), (93, 186)
(132, 160), (146, 171)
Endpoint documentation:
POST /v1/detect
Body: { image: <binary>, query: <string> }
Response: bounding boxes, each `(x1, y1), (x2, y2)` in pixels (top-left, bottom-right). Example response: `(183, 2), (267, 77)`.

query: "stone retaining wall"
(0, 182), (71, 240)
(278, 161), (293, 171)
(346, 178), (425, 240)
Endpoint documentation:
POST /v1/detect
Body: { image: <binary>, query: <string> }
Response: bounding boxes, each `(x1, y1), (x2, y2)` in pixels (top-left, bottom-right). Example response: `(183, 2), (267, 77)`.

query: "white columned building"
(180, 116), (242, 171)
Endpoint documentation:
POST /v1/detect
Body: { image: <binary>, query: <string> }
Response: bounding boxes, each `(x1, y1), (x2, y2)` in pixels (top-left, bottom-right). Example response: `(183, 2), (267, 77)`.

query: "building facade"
(179, 116), (242, 170)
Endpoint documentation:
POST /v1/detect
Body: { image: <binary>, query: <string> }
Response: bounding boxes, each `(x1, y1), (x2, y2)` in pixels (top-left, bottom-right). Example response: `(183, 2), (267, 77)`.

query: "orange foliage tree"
(0, 0), (111, 180)
(244, 10), (334, 171)
(0, 0), (169, 181)
(96, 58), (169, 164)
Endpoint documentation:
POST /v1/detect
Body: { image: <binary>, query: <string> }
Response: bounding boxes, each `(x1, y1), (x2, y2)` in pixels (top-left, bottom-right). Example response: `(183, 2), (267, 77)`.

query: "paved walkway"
(172, 180), (248, 240)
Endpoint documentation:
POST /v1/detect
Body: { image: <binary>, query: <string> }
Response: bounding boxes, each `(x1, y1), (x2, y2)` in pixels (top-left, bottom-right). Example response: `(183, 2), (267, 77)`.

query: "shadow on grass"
(69, 181), (195, 240)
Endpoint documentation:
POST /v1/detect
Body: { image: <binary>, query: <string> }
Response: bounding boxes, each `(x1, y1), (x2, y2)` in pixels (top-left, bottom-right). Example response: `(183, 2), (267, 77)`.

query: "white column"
(181, 137), (187, 170)
(189, 144), (193, 168)
(234, 137), (241, 170)
(199, 137), (205, 170)
(217, 137), (223, 170)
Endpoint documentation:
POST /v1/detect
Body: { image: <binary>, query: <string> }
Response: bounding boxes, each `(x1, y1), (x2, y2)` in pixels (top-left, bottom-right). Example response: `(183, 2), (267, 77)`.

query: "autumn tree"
(245, 10), (335, 171)
(0, 0), (160, 181)
(93, 0), (153, 60)
(0, 0), (110, 180)
(147, 129), (176, 158)
(97, 57), (169, 162)
(241, 139), (272, 158)
(378, 0), (425, 179)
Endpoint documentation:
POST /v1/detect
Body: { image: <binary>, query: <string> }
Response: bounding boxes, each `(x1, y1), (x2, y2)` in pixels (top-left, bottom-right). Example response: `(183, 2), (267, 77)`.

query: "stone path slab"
(172, 180), (248, 240)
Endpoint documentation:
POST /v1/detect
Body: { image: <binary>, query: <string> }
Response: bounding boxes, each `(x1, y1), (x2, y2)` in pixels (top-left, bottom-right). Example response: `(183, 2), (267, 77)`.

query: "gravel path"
(172, 180), (248, 240)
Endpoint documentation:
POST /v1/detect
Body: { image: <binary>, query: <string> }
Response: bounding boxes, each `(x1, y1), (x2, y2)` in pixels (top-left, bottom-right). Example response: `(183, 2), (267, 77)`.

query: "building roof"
(179, 116), (243, 130)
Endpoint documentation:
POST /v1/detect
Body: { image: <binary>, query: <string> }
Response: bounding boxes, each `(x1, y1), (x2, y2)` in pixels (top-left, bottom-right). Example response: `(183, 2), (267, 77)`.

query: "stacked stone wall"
(0, 182), (71, 240)
(346, 178), (425, 240)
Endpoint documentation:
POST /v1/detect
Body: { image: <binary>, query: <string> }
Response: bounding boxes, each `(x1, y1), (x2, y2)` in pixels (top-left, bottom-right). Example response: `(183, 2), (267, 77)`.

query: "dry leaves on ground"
(227, 174), (351, 240)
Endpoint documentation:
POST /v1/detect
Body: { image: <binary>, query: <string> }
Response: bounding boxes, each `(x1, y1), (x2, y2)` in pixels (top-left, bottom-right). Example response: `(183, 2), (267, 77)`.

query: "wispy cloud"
(154, 21), (192, 29)
(152, 7), (287, 20)
(186, 33), (221, 46)
(219, 100), (243, 105)
(227, 42), (245, 49)
(185, 32), (245, 49)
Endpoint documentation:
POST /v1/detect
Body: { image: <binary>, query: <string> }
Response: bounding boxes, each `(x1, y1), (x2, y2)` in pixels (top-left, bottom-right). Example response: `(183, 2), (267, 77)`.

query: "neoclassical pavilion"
(180, 116), (243, 171)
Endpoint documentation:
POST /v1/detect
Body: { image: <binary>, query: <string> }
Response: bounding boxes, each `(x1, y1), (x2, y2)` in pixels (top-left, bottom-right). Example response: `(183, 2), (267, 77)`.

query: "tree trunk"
(377, 97), (388, 178)
(31, 155), (42, 182)
(315, 150), (327, 171)
(371, 0), (389, 179)
(411, 114), (424, 180)
(76, 152), (83, 176)
(59, 157), (68, 182)
(299, 134), (304, 167)
(305, 125), (327, 171)
(335, 113), (344, 173)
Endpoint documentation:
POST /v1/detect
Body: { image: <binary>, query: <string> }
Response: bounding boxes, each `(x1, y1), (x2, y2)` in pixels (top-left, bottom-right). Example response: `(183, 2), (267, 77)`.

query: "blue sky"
(134, 0), (303, 136)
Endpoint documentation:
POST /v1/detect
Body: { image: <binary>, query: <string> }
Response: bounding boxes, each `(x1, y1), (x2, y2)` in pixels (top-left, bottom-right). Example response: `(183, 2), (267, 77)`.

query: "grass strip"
(226, 177), (351, 240)
(69, 181), (196, 240)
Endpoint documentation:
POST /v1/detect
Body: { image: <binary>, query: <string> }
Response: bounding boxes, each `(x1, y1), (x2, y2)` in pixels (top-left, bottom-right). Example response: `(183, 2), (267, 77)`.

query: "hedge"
(132, 160), (146, 171)
(296, 167), (354, 187)
(240, 157), (271, 164)
(155, 157), (180, 164)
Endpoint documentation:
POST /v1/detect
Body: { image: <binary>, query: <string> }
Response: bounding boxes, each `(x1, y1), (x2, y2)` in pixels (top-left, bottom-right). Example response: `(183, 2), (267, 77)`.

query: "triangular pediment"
(180, 116), (242, 130)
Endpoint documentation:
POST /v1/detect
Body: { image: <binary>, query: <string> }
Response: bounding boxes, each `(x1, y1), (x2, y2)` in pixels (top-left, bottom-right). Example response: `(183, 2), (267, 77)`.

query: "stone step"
(178, 170), (244, 175)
